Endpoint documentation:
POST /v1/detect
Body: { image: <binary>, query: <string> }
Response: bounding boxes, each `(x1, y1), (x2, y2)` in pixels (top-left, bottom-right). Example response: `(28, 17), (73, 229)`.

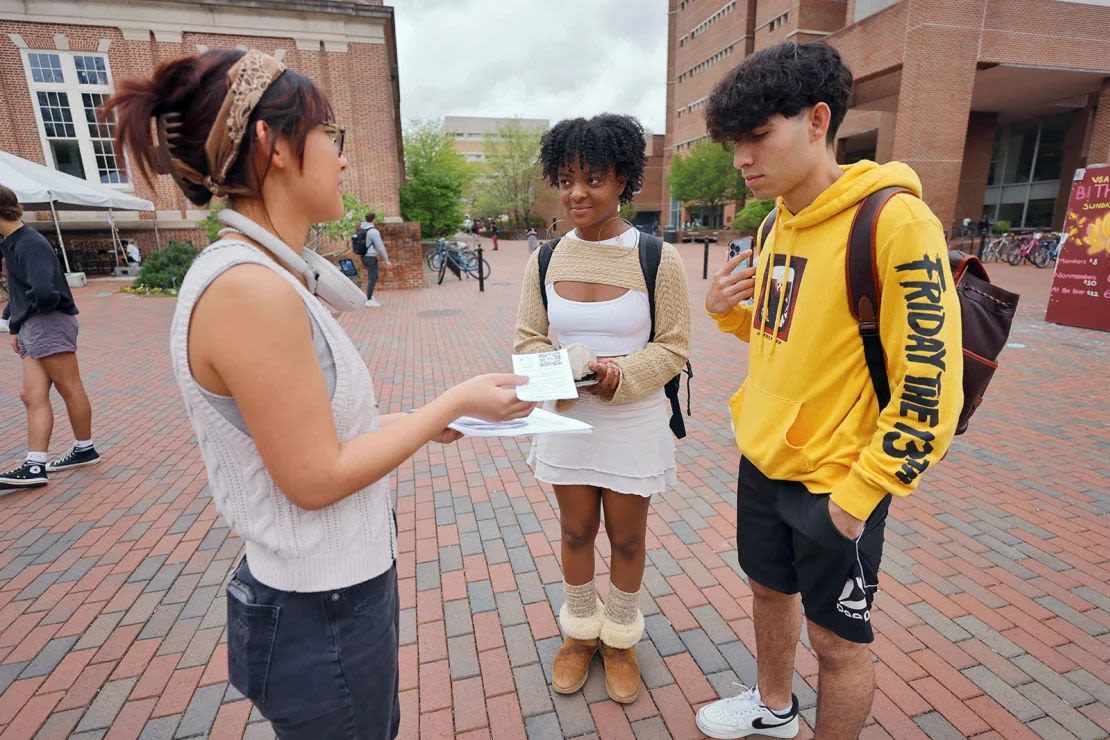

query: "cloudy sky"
(394, 0), (668, 134)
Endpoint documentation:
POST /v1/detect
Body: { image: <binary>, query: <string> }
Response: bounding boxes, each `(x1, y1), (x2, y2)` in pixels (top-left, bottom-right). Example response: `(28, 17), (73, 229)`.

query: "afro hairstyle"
(539, 113), (646, 204)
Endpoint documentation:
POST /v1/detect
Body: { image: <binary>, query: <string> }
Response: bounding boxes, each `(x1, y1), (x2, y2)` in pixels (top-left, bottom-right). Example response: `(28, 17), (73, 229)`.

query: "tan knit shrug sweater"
(513, 234), (691, 409)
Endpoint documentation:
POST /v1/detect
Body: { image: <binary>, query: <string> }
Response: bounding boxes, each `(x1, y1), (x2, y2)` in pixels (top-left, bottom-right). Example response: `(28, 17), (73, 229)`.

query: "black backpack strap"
(758, 210), (777, 256)
(638, 234), (692, 438)
(537, 238), (560, 311)
(638, 234), (663, 341)
(846, 186), (915, 410)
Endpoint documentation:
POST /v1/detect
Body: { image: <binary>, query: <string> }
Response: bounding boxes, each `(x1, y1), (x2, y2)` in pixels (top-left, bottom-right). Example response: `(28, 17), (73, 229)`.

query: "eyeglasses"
(322, 122), (345, 155)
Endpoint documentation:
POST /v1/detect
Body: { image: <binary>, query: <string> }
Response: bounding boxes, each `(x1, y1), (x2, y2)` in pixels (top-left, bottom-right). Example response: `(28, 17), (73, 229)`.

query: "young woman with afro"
(514, 114), (690, 703)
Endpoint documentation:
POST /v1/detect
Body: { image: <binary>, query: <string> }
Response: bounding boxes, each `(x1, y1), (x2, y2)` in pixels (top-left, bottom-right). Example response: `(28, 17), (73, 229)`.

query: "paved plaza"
(0, 238), (1106, 739)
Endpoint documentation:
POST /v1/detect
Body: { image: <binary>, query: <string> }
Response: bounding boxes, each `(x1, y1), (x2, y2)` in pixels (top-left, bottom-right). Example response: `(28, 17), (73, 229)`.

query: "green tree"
(475, 118), (543, 228)
(400, 120), (473, 237)
(668, 140), (748, 224)
(731, 198), (775, 231)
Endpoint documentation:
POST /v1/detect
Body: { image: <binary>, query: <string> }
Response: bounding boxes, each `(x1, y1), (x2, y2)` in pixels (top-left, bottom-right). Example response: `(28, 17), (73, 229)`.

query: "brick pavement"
(0, 239), (1107, 739)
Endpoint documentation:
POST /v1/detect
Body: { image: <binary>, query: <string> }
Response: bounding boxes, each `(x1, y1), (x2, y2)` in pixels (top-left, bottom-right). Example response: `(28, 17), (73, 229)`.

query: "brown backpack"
(759, 186), (1019, 434)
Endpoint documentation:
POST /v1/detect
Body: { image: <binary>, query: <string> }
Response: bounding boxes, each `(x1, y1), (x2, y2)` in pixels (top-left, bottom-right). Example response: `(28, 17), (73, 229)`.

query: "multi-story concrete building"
(663, 0), (1110, 233)
(0, 0), (404, 262)
(444, 115), (549, 163)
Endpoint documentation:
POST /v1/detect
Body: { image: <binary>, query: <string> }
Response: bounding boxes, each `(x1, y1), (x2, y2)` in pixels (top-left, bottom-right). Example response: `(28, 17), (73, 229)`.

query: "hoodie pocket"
(732, 383), (815, 476)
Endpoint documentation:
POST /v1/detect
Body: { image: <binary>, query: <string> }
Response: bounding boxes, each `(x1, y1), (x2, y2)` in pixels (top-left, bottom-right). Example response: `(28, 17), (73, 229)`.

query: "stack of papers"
(449, 408), (592, 438)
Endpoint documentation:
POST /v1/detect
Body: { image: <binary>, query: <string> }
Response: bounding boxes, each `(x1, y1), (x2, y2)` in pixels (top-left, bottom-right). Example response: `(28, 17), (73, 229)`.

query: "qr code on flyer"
(539, 352), (563, 367)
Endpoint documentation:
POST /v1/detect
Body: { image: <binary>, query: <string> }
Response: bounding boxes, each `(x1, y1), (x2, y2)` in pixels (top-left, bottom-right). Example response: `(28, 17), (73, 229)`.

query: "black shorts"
(736, 457), (891, 644)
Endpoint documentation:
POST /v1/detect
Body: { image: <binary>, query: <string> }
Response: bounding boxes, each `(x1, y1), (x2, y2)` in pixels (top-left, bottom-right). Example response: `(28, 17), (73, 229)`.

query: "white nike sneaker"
(696, 685), (800, 739)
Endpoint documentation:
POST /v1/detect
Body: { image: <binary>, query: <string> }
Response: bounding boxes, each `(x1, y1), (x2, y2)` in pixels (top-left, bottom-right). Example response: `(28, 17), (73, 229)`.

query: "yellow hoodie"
(709, 160), (963, 520)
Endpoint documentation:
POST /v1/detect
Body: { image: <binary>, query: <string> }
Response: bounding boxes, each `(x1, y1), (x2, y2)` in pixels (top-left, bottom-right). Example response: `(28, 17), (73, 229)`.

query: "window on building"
(22, 50), (128, 186)
(1033, 115), (1068, 182)
(983, 113), (1076, 228)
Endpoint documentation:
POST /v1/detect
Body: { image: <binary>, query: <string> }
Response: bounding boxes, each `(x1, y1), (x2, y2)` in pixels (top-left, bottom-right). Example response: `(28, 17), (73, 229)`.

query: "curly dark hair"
(705, 42), (853, 145)
(539, 114), (646, 204)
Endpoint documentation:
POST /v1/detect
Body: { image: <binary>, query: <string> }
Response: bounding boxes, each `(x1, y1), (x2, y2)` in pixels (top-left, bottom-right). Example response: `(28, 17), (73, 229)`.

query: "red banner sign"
(1046, 163), (1110, 332)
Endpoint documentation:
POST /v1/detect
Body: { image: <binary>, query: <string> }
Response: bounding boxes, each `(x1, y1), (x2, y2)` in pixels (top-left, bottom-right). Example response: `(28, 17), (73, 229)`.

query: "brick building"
(0, 0), (404, 262)
(663, 0), (1110, 233)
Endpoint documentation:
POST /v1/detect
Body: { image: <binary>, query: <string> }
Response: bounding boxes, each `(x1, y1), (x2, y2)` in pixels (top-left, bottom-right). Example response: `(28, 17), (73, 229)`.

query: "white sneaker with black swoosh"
(696, 684), (800, 739)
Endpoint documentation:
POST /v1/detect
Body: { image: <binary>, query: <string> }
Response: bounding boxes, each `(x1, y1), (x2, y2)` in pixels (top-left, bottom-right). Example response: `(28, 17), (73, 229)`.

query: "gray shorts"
(16, 312), (79, 360)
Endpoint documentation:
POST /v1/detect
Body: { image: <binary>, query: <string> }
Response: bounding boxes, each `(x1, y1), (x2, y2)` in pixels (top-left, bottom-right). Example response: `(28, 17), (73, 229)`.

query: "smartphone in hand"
(728, 236), (753, 275)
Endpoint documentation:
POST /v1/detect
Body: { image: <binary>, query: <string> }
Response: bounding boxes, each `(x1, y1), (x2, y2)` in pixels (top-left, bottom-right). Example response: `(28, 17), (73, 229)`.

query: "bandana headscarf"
(153, 50), (286, 197)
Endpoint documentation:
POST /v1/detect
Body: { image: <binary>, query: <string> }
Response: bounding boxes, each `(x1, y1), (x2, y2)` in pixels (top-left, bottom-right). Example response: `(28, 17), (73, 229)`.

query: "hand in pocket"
(827, 498), (865, 541)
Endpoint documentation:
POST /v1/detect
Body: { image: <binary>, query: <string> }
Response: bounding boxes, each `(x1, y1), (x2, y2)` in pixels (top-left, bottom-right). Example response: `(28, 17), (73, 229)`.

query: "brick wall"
(327, 221), (423, 291)
(0, 9), (403, 253)
(634, 134), (667, 214)
(1090, 80), (1110, 167)
(954, 112), (997, 226)
(666, 0), (1110, 231)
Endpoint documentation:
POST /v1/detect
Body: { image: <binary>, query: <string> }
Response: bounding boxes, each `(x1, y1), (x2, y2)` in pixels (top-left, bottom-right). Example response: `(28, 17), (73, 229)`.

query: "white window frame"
(20, 49), (131, 190)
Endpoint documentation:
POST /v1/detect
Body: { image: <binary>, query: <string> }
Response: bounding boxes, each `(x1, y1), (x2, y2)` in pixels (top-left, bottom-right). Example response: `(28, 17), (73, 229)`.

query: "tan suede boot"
(552, 637), (599, 694)
(600, 643), (641, 704)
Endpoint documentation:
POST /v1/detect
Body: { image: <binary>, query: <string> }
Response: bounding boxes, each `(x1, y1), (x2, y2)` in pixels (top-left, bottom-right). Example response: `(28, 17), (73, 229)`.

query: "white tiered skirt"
(529, 390), (677, 497)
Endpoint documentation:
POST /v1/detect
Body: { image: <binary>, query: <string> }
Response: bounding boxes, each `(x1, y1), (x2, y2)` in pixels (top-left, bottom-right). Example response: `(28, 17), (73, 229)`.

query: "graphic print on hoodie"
(754, 254), (807, 342)
(708, 160), (964, 522)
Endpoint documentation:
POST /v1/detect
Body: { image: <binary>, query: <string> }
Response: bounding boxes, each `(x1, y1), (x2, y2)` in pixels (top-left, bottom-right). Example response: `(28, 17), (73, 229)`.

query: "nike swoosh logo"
(752, 715), (795, 729)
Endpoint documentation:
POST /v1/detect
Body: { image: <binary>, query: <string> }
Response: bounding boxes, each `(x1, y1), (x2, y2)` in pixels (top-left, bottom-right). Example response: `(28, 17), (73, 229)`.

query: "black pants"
(361, 256), (379, 299)
(736, 458), (891, 644)
(226, 559), (400, 739)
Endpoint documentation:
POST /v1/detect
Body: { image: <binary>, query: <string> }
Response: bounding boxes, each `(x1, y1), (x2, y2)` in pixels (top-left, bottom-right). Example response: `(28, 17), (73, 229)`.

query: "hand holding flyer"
(511, 350), (578, 402)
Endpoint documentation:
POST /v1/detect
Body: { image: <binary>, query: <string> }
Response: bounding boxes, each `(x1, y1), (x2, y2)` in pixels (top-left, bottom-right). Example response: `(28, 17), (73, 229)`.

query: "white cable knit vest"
(170, 239), (396, 592)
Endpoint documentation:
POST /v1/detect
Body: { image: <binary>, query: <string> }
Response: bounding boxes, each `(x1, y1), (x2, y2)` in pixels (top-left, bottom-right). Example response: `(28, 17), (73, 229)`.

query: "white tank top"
(546, 227), (651, 357)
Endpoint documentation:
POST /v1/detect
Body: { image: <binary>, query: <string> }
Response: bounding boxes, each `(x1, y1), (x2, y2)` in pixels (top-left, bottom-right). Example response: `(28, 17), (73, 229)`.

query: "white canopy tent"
(0, 150), (155, 274)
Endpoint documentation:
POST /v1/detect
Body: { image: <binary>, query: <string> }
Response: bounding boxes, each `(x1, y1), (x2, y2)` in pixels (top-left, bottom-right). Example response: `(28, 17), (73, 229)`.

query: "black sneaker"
(0, 461), (48, 487)
(46, 445), (101, 472)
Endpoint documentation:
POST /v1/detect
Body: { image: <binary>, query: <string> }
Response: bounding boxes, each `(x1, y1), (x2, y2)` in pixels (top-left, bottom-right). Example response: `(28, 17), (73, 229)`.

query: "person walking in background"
(527, 226), (539, 253)
(0, 184), (100, 488)
(359, 212), (391, 308)
(106, 48), (533, 739)
(491, 222), (500, 250)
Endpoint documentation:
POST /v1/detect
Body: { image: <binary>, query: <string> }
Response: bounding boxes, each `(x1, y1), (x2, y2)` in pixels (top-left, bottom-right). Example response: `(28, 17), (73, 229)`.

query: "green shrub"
(731, 199), (775, 231)
(992, 219), (1012, 235)
(134, 240), (198, 291)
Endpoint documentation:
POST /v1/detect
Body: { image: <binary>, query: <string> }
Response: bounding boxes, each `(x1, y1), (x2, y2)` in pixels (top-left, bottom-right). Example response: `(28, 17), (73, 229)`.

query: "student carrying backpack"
(758, 186), (1019, 435)
(352, 224), (370, 256)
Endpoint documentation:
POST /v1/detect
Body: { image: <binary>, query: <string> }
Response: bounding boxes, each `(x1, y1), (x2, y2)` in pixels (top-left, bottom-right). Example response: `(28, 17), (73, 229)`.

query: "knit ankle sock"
(26, 451), (48, 464)
(600, 584), (644, 649)
(559, 580), (603, 640)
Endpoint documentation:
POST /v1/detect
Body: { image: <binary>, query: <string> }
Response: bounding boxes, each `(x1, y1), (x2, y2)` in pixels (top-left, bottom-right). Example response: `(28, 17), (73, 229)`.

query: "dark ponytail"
(103, 50), (334, 206)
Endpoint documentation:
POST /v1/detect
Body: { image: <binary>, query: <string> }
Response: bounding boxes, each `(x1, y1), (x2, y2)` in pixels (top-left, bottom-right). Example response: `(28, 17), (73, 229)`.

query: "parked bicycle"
(434, 238), (490, 284)
(981, 233), (1012, 263)
(1006, 232), (1052, 268)
(427, 237), (480, 269)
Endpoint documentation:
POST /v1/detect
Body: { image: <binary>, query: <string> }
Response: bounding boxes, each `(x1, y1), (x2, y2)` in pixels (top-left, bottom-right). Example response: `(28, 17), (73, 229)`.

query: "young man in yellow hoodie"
(696, 42), (963, 739)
